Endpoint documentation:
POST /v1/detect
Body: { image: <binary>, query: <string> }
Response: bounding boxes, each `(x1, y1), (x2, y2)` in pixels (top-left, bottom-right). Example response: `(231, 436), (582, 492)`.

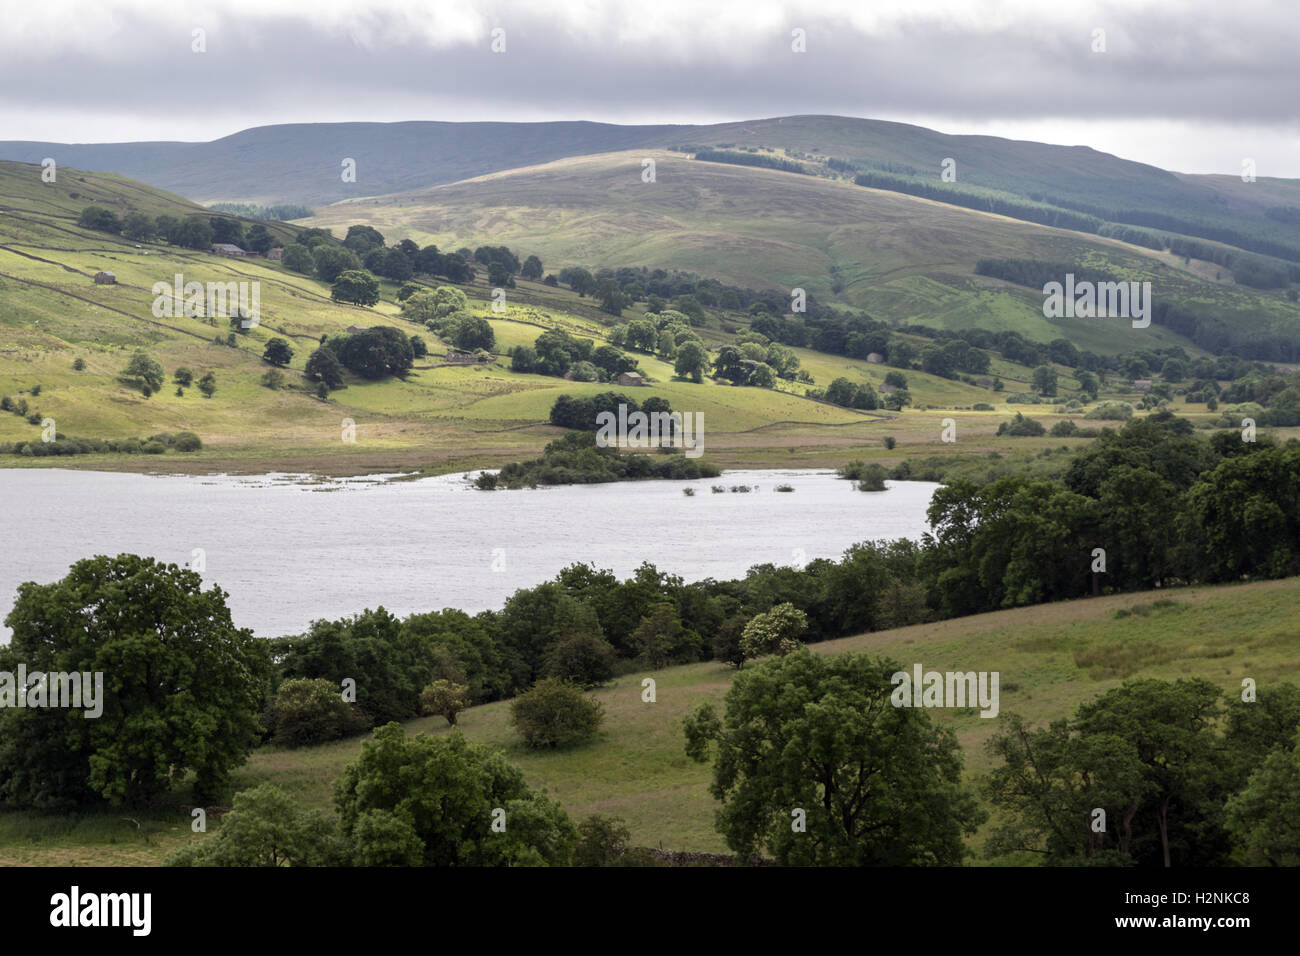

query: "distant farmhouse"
(266, 247), (284, 261)
(93, 271), (116, 285)
(211, 243), (246, 257)
(1132, 379), (1153, 391)
(617, 371), (645, 386)
(346, 325), (370, 334)
(866, 352), (884, 364)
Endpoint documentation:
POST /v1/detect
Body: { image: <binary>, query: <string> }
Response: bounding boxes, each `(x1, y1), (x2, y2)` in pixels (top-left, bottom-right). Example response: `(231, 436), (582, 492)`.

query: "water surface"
(0, 469), (939, 638)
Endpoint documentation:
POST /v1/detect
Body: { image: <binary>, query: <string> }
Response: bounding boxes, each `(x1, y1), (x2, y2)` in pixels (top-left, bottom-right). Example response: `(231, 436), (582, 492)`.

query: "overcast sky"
(4, 0), (1298, 176)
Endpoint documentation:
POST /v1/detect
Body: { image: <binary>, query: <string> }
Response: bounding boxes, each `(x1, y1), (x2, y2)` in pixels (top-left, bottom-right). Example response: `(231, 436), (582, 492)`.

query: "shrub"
(1084, 402), (1134, 421)
(712, 614), (751, 669)
(740, 603), (808, 658)
(854, 464), (888, 491)
(166, 783), (343, 867)
(141, 440), (166, 454)
(418, 680), (471, 726)
(269, 677), (365, 748)
(573, 815), (632, 867)
(174, 431), (202, 452)
(544, 632), (618, 688)
(509, 679), (604, 749)
(997, 412), (1047, 436)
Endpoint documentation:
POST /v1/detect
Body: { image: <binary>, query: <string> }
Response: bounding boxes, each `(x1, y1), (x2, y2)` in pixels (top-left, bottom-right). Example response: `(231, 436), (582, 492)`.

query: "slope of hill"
(6, 160), (1089, 474)
(0, 121), (679, 206)
(303, 149), (1300, 356)
(6, 574), (1297, 865)
(7, 116), (1300, 262)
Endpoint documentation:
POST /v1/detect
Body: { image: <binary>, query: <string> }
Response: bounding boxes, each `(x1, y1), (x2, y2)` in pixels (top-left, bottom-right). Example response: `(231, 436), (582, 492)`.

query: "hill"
(303, 148), (1300, 357)
(3, 159), (1061, 475)
(7, 115), (1300, 263)
(6, 574), (1297, 865)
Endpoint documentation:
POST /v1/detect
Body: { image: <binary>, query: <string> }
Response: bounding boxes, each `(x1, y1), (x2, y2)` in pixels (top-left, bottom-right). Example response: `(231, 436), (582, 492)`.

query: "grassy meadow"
(4, 575), (1296, 866)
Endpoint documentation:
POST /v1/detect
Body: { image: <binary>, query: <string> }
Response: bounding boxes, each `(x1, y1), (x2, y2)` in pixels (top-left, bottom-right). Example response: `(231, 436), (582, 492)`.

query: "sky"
(3, 0), (1299, 176)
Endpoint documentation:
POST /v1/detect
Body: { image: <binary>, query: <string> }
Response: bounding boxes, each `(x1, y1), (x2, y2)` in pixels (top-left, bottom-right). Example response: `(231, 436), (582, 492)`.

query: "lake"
(0, 469), (939, 639)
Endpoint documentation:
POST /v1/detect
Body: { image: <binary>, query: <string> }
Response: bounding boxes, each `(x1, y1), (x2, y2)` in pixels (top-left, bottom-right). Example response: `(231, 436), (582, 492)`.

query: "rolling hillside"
(6, 575), (1297, 865)
(7, 115), (1300, 261)
(304, 148), (1300, 356)
(4, 159), (1104, 475)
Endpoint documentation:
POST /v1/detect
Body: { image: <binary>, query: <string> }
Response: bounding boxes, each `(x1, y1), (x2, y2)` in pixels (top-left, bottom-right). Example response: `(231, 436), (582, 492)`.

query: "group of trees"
(310, 326), (414, 382)
(976, 257), (1300, 362)
(77, 206), (280, 253)
(169, 725), (578, 867)
(400, 286), (495, 353)
(510, 329), (620, 379)
(987, 680), (1300, 866)
(491, 430), (720, 488)
(548, 392), (673, 431)
(119, 351), (216, 398)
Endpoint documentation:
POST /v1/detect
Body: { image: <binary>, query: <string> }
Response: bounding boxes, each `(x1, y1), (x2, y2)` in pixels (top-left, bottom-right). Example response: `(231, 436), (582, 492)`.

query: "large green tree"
(684, 650), (984, 864)
(0, 555), (272, 807)
(334, 723), (576, 866)
(331, 269), (381, 306)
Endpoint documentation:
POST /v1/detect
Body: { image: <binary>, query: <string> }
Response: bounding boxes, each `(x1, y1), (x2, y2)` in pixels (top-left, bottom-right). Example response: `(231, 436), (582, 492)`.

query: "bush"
(712, 615), (751, 668)
(997, 412), (1047, 436)
(1084, 402), (1134, 421)
(544, 632), (618, 688)
(166, 783), (343, 867)
(418, 680), (470, 726)
(174, 431), (203, 452)
(740, 603), (808, 658)
(269, 677), (365, 748)
(883, 436), (897, 450)
(573, 815), (632, 867)
(509, 679), (604, 749)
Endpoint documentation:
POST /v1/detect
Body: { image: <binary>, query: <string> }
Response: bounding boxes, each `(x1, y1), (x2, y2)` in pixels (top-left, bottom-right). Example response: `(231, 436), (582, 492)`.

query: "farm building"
(346, 325), (370, 334)
(866, 352), (884, 364)
(211, 243), (246, 257)
(265, 248), (284, 260)
(1132, 379), (1153, 391)
(617, 371), (645, 386)
(93, 271), (116, 284)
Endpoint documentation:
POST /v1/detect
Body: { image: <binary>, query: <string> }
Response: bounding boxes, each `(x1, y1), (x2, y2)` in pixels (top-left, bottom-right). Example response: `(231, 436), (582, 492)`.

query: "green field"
(6, 158), (1241, 476)
(4, 575), (1296, 866)
(302, 149), (1300, 355)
